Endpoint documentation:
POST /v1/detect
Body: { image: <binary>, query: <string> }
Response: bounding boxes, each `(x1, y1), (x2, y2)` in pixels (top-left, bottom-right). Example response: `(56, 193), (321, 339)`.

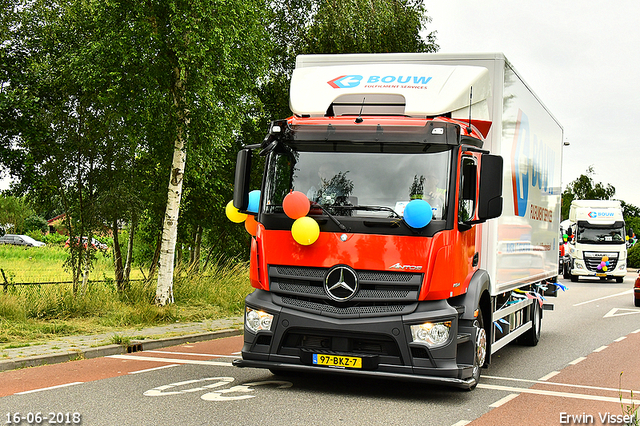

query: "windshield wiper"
(338, 205), (402, 218)
(310, 203), (350, 232)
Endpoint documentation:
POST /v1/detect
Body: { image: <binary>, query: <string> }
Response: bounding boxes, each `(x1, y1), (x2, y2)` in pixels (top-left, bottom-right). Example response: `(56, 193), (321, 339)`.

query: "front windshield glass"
(576, 226), (625, 244)
(264, 147), (452, 219)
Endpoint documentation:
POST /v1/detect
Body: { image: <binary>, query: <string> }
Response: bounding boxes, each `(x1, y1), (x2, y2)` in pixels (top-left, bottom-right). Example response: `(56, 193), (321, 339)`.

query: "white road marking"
(603, 308), (640, 318)
(489, 393), (519, 407)
(568, 357), (586, 365)
(15, 382), (83, 395)
(450, 421), (471, 426)
(482, 375), (637, 395)
(107, 354), (233, 366)
(146, 350), (238, 358)
(129, 364), (179, 374)
(593, 345), (608, 352)
(538, 371), (560, 381)
(478, 383), (640, 405)
(573, 289), (632, 306)
(614, 336), (627, 342)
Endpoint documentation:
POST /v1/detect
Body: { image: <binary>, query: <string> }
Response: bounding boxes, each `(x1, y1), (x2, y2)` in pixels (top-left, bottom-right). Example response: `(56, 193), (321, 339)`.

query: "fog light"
(245, 307), (274, 333)
(410, 321), (451, 346)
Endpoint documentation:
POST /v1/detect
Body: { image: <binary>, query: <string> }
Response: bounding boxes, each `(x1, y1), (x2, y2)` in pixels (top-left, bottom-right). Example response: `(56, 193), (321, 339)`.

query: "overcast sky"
(427, 0), (640, 207)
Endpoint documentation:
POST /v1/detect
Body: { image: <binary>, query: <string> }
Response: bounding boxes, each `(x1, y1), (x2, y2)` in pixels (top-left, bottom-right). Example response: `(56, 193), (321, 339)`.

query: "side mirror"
(477, 154), (503, 221)
(233, 149), (252, 212)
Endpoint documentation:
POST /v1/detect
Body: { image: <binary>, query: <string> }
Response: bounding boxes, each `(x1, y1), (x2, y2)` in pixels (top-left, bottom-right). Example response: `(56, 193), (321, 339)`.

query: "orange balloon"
(244, 215), (258, 236)
(283, 191), (310, 219)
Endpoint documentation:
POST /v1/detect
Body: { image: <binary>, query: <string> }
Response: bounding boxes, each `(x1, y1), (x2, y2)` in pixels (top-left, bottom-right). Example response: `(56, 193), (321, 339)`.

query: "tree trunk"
(155, 64), (189, 306)
(124, 217), (136, 282)
(191, 225), (202, 272)
(113, 219), (125, 292)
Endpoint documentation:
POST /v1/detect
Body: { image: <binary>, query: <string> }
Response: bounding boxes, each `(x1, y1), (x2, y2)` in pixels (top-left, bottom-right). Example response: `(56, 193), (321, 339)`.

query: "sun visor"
(289, 64), (491, 118)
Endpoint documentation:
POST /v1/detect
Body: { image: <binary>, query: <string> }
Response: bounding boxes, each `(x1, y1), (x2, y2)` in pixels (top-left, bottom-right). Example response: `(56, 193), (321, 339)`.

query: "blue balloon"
(403, 199), (433, 229)
(247, 190), (261, 213)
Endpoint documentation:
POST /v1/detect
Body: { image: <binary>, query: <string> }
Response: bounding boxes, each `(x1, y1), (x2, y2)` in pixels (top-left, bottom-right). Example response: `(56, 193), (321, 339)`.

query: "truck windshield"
(576, 225), (625, 244)
(263, 146), (452, 219)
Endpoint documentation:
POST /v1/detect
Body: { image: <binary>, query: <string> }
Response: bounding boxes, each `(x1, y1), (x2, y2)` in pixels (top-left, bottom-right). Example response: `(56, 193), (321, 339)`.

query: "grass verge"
(0, 259), (251, 348)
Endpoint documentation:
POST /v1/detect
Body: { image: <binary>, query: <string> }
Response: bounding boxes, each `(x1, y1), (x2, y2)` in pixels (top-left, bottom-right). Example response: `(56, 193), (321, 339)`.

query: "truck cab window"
(458, 156), (477, 223)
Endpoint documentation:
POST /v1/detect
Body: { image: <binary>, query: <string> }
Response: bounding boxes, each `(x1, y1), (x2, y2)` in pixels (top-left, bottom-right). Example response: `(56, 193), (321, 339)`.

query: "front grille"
(583, 252), (619, 272)
(269, 265), (422, 318)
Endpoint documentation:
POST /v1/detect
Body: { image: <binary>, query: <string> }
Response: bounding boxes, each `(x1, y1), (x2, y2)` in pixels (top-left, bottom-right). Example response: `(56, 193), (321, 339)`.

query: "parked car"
(0, 234), (46, 247)
(65, 236), (108, 250)
(634, 272), (640, 307)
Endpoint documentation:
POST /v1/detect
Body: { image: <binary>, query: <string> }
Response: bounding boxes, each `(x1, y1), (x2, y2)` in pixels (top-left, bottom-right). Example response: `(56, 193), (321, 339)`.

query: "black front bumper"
(234, 289), (478, 389)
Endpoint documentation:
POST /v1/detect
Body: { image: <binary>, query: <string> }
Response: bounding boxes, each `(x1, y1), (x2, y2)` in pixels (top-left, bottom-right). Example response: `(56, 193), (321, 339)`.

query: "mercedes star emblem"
(324, 266), (359, 301)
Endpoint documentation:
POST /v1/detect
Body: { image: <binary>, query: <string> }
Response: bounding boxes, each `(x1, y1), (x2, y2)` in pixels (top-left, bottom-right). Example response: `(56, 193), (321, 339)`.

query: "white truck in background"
(565, 200), (626, 282)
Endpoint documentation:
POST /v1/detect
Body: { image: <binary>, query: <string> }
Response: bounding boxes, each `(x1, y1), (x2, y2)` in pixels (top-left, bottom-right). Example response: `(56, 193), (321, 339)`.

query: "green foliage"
(627, 243), (640, 269)
(24, 215), (48, 233)
(561, 166), (617, 220)
(0, 196), (35, 234)
(305, 0), (438, 54)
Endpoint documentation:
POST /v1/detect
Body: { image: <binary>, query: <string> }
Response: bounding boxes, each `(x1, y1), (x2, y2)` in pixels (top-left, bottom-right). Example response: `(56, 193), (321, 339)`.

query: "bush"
(43, 233), (68, 245)
(628, 243), (640, 268)
(24, 215), (48, 233)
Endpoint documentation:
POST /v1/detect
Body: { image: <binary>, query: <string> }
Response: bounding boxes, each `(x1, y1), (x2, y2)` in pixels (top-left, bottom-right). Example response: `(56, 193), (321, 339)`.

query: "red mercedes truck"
(230, 53), (564, 389)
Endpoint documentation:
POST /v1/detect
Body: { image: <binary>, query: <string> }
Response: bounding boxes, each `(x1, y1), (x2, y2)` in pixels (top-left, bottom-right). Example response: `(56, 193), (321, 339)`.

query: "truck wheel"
(635, 298), (640, 308)
(570, 274), (578, 282)
(469, 310), (487, 390)
(616, 277), (624, 283)
(518, 301), (541, 346)
(562, 266), (570, 280)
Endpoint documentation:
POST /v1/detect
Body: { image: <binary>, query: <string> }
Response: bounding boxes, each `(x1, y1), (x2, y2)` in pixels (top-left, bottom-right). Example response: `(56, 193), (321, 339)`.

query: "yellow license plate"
(313, 354), (362, 368)
(596, 273), (607, 277)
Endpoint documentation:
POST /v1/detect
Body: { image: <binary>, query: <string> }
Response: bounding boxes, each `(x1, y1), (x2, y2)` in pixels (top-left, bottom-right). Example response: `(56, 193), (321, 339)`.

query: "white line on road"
(489, 393), (519, 407)
(573, 289), (632, 306)
(538, 371), (560, 381)
(568, 357), (586, 365)
(477, 383), (640, 405)
(614, 336), (627, 342)
(129, 364), (180, 374)
(108, 354), (234, 366)
(482, 375), (637, 395)
(15, 382), (83, 395)
(593, 345), (608, 352)
(450, 421), (471, 426)
(145, 350), (238, 359)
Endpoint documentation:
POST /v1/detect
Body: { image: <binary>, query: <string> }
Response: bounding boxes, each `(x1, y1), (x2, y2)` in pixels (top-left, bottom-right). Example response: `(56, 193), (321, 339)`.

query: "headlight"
(575, 261), (585, 270)
(410, 321), (451, 346)
(245, 307), (274, 333)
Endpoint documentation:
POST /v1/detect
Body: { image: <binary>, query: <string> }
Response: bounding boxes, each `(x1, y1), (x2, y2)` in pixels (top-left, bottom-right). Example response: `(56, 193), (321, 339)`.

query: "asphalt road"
(1, 274), (639, 426)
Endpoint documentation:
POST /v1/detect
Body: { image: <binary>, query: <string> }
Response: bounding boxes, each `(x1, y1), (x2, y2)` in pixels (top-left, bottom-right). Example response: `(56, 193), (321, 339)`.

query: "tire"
(518, 301), (541, 346)
(562, 265), (570, 280)
(570, 274), (578, 282)
(635, 298), (640, 308)
(468, 309), (487, 390)
(616, 277), (624, 283)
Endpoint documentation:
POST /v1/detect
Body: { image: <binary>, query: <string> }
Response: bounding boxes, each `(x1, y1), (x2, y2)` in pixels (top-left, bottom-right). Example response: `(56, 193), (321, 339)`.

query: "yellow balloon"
(291, 216), (320, 245)
(602, 266), (608, 272)
(226, 200), (247, 223)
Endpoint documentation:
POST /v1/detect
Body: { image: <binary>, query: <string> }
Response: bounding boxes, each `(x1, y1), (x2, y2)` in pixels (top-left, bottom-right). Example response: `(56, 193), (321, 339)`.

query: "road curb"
(0, 328), (242, 372)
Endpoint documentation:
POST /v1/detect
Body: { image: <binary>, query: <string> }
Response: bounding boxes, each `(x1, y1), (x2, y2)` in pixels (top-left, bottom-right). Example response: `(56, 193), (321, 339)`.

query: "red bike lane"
(470, 329), (640, 426)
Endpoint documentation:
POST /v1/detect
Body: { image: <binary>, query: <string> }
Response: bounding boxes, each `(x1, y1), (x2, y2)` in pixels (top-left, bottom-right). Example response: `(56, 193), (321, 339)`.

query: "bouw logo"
(327, 75), (433, 89)
(511, 109), (557, 217)
(589, 211), (614, 218)
(328, 75), (363, 89)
